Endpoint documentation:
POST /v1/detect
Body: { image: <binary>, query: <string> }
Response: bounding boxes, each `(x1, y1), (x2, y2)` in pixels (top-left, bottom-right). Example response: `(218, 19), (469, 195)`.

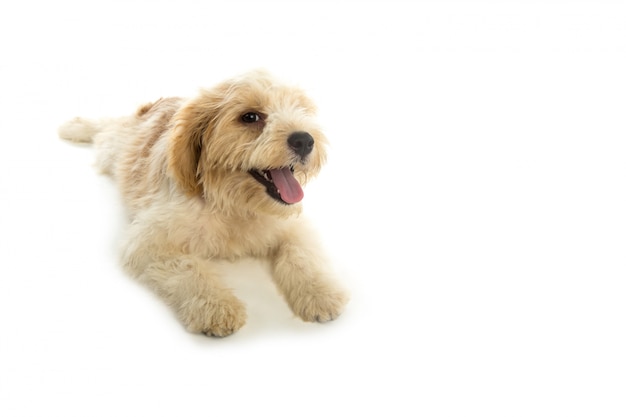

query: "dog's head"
(168, 70), (328, 216)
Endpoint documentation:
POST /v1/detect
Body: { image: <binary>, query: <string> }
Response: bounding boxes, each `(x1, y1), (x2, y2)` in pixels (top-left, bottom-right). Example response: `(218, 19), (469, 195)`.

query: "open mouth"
(249, 166), (304, 205)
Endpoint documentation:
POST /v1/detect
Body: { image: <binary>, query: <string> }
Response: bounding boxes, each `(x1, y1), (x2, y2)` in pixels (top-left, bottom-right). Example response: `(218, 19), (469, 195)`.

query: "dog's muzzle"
(248, 131), (314, 205)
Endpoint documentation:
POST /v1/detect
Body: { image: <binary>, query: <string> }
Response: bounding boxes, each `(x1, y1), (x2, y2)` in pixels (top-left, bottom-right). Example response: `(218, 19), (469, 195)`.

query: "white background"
(1, 1), (625, 416)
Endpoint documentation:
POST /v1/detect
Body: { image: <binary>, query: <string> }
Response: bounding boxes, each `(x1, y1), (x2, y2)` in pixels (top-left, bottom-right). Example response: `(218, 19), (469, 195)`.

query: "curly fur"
(59, 70), (348, 336)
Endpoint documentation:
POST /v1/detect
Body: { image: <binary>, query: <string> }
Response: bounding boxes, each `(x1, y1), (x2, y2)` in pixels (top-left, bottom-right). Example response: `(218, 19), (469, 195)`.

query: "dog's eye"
(241, 112), (262, 124)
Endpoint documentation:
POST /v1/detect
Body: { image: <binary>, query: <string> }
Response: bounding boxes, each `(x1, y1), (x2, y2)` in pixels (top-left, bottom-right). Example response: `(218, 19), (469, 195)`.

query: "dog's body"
(59, 71), (347, 336)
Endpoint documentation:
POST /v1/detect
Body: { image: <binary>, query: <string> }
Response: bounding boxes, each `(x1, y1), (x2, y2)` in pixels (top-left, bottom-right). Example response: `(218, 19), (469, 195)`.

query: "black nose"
(287, 131), (314, 158)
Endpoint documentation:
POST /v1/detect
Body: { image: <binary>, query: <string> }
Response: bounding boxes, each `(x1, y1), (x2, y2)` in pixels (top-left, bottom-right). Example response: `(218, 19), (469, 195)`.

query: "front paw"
(291, 287), (349, 323)
(180, 295), (247, 337)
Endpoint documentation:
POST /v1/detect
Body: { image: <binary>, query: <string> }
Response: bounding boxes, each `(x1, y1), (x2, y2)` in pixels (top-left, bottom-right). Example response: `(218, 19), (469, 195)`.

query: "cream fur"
(59, 70), (348, 336)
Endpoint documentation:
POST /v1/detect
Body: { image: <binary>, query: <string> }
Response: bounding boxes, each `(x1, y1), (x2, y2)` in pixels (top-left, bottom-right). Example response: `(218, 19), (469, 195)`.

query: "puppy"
(59, 70), (348, 336)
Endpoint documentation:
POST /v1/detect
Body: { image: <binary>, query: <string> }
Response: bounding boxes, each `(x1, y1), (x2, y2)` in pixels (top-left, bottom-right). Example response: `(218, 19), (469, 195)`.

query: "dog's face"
(168, 71), (328, 216)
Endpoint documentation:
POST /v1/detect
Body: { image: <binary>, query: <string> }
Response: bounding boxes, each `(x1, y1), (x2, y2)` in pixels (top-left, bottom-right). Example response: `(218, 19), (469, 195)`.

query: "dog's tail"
(58, 117), (100, 144)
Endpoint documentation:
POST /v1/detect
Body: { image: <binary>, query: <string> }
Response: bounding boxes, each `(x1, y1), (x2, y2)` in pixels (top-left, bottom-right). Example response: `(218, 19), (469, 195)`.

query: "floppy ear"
(168, 93), (219, 196)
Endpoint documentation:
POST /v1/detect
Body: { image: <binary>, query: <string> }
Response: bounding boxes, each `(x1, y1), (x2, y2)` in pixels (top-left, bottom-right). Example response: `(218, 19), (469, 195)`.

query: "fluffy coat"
(59, 70), (348, 336)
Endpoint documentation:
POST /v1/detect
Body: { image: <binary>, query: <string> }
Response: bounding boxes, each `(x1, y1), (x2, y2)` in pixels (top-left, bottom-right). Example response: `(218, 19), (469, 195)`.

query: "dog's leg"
(270, 230), (348, 323)
(140, 257), (247, 336)
(122, 230), (247, 336)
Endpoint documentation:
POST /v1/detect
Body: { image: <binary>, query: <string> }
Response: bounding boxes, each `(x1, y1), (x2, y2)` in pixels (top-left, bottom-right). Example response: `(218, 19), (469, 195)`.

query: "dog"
(59, 70), (348, 336)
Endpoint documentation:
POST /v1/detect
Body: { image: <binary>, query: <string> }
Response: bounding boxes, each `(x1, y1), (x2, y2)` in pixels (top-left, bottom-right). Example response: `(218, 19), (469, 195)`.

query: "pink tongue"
(270, 168), (304, 204)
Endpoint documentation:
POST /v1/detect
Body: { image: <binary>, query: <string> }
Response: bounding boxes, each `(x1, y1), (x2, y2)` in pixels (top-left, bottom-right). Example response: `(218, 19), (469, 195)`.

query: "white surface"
(1, 1), (625, 416)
